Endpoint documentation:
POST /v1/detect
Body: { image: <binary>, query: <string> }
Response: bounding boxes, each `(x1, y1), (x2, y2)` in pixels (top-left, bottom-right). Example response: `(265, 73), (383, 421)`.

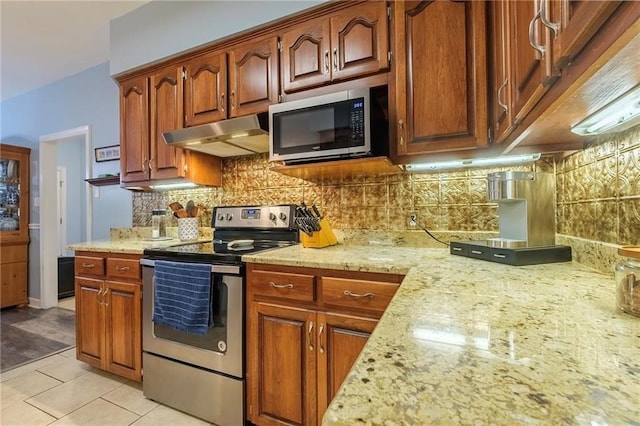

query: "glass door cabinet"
(0, 143), (30, 308)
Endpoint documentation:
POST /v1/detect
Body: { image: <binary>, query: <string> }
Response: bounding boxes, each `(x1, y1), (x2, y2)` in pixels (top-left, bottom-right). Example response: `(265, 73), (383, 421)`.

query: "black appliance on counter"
(141, 204), (298, 426)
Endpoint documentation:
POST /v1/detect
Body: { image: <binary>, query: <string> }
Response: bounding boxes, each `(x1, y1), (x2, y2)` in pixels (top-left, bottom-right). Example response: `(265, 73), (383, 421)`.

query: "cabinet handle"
(308, 321), (314, 351)
(539, 0), (559, 38)
(493, 253), (507, 259)
(220, 93), (225, 112)
(343, 290), (375, 298)
(398, 119), (405, 146)
(142, 157), (147, 171)
(324, 50), (330, 74)
(148, 157), (154, 172)
(231, 91), (235, 110)
(528, 9), (545, 58)
(269, 281), (293, 289)
(116, 265), (130, 272)
(333, 48), (338, 72)
(318, 323), (325, 354)
(82, 263), (95, 268)
(97, 287), (105, 305)
(471, 250), (483, 255)
(497, 78), (509, 114)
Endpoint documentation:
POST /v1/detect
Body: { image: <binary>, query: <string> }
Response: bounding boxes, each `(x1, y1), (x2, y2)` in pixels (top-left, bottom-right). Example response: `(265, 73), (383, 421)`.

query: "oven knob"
(269, 212), (276, 221)
(279, 212), (287, 221)
(217, 214), (225, 221)
(225, 213), (233, 221)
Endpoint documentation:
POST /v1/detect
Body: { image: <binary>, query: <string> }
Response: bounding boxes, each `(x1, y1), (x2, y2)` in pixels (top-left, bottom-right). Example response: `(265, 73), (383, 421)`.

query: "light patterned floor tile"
(0, 370), (62, 409)
(36, 356), (93, 382)
(130, 404), (210, 425)
(51, 398), (139, 425)
(0, 354), (68, 382)
(26, 369), (127, 418)
(0, 401), (57, 425)
(58, 348), (77, 359)
(102, 381), (158, 416)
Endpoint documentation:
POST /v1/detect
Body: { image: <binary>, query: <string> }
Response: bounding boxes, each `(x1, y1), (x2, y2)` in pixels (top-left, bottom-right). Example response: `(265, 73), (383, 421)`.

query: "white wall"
(110, 0), (327, 75)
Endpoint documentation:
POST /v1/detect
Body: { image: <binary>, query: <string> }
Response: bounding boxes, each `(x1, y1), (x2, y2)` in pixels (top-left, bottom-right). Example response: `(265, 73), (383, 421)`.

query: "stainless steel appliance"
(451, 171), (571, 265)
(269, 87), (388, 164)
(141, 204), (298, 425)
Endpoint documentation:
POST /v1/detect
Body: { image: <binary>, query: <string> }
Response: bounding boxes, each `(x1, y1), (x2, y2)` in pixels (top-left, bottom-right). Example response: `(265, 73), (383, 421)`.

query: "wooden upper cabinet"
(391, 0), (488, 159)
(281, 1), (389, 94)
(490, 0), (515, 144)
(281, 20), (331, 93)
(184, 51), (228, 126)
(228, 36), (279, 117)
(149, 65), (185, 180)
(509, 0), (558, 123)
(120, 76), (149, 183)
(330, 1), (389, 82)
(548, 0), (621, 69)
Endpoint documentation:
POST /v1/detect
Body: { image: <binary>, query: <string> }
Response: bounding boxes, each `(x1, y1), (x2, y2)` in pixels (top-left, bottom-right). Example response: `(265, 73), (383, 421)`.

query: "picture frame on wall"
(95, 145), (120, 163)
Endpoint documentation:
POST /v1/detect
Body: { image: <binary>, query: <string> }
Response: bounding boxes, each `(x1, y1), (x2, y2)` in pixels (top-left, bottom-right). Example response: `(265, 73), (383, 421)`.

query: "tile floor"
(57, 297), (75, 312)
(0, 348), (213, 425)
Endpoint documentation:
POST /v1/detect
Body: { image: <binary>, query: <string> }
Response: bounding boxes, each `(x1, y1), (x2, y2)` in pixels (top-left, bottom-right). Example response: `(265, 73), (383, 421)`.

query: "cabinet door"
(248, 302), (316, 426)
(228, 36), (279, 118)
(330, 1), (389, 82)
(149, 65), (185, 180)
(392, 1), (488, 157)
(104, 280), (142, 382)
(316, 312), (377, 426)
(75, 277), (104, 369)
(509, 0), (557, 123)
(0, 260), (27, 308)
(490, 0), (515, 144)
(549, 0), (621, 69)
(184, 51), (228, 127)
(281, 19), (331, 93)
(120, 76), (149, 183)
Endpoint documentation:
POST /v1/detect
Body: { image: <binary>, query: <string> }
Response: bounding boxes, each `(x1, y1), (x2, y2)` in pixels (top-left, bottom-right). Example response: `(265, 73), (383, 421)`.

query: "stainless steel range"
(140, 204), (298, 425)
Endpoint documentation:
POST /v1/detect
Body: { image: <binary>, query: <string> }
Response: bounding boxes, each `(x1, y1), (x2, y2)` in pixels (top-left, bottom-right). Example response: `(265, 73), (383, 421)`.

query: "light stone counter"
(242, 244), (640, 425)
(67, 237), (210, 254)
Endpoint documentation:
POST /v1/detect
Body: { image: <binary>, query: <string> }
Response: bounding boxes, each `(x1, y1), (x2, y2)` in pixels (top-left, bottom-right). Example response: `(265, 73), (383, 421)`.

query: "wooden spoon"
(186, 200), (195, 217)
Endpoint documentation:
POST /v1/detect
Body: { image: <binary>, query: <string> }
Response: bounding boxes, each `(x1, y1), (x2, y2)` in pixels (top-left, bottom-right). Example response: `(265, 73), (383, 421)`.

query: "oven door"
(141, 260), (244, 379)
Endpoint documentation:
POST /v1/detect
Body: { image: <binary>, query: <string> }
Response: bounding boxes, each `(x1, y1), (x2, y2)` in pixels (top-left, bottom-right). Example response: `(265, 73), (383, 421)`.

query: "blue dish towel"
(152, 260), (213, 336)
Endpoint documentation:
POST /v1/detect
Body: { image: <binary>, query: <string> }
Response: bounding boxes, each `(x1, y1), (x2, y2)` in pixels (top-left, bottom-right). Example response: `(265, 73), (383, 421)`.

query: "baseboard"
(28, 297), (42, 309)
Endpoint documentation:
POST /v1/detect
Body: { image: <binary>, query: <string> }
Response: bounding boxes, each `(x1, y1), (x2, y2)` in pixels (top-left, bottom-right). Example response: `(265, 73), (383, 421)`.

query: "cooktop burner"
(143, 204), (300, 264)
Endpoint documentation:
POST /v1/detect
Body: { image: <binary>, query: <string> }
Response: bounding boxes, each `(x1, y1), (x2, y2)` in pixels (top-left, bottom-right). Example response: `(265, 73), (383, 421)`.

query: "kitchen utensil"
(169, 202), (184, 218)
(186, 200), (195, 217)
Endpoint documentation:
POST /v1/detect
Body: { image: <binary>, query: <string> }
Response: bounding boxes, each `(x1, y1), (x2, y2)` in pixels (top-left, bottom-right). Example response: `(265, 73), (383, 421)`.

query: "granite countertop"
(243, 244), (640, 425)
(66, 237), (209, 255)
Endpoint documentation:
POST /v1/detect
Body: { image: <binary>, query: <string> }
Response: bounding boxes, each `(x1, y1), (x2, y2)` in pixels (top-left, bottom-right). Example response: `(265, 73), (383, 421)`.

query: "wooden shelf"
(85, 176), (120, 186)
(270, 157), (401, 181)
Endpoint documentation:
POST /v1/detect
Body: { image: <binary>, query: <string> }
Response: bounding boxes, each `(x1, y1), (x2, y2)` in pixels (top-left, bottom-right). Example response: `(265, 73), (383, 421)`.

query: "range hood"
(162, 113), (269, 157)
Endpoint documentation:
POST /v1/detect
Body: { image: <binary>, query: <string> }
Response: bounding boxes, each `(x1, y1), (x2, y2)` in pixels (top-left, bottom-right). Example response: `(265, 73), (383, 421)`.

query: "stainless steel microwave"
(269, 88), (374, 164)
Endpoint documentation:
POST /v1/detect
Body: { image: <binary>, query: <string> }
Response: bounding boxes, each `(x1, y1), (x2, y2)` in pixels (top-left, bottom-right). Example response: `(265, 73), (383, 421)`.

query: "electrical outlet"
(408, 211), (417, 227)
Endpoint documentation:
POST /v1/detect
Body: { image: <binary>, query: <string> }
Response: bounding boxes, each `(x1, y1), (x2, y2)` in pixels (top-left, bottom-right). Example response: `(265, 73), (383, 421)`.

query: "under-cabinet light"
(571, 85), (640, 136)
(404, 153), (541, 173)
(149, 182), (198, 191)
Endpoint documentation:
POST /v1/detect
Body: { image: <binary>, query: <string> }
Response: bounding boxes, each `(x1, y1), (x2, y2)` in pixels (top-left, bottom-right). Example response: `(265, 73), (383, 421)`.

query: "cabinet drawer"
(321, 277), (399, 313)
(75, 255), (105, 277)
(106, 257), (141, 281)
(250, 270), (315, 302)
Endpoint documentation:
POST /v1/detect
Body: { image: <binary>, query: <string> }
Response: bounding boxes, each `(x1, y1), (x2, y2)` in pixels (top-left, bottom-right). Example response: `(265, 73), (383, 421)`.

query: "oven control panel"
(213, 204), (296, 229)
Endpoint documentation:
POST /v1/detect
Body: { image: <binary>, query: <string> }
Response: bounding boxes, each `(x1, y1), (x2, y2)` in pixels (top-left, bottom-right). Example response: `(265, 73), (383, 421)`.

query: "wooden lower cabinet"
(74, 252), (142, 382)
(247, 263), (403, 426)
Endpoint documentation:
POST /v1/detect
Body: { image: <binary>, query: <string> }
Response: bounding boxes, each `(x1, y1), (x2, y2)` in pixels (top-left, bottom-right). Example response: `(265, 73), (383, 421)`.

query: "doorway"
(38, 126), (92, 309)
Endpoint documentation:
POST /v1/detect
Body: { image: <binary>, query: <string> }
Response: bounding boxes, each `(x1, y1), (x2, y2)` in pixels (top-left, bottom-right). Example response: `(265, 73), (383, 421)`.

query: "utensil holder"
(178, 217), (199, 241)
(300, 217), (338, 248)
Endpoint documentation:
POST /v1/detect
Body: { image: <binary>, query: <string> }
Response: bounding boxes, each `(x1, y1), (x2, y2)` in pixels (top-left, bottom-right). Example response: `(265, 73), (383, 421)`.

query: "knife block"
(300, 217), (338, 248)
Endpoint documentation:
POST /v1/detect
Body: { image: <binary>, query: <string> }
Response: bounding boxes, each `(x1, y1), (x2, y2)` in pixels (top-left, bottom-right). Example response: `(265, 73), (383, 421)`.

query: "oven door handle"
(140, 258), (240, 274)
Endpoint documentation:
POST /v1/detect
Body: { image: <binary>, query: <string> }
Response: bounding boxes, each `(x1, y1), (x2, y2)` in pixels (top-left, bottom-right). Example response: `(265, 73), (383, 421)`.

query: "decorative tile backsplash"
(133, 127), (640, 246)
